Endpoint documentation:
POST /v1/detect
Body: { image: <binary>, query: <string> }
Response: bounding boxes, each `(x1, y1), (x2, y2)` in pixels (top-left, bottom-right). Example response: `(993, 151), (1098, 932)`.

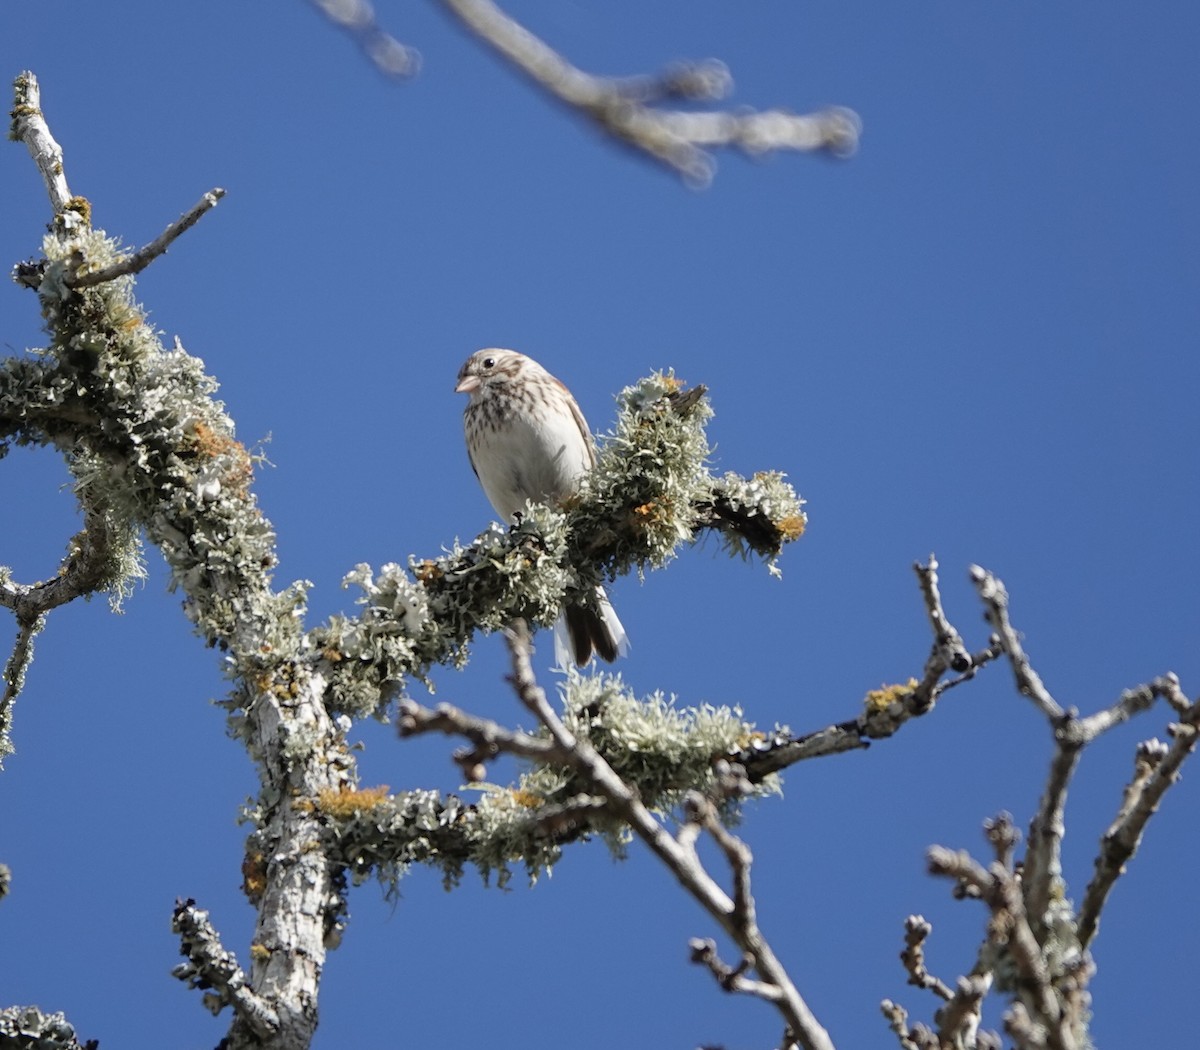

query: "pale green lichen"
(323, 674), (782, 892)
(314, 505), (577, 717)
(2, 227), (301, 671)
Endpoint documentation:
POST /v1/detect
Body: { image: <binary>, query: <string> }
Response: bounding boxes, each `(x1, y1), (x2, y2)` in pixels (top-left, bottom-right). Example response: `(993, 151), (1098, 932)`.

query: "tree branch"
(970, 564), (1062, 720)
(899, 916), (954, 1001)
(1077, 685), (1200, 948)
(306, 0), (420, 77)
(736, 557), (1002, 780)
(10, 72), (72, 213)
(0, 611), (43, 765)
(7, 73), (351, 1050)
(172, 898), (280, 1036)
(436, 0), (859, 185)
(496, 620), (835, 1050)
(68, 189), (226, 288)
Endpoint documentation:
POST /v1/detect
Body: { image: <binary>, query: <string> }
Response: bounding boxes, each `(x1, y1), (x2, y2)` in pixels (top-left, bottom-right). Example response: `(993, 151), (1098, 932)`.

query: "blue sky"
(2, 3), (1198, 1048)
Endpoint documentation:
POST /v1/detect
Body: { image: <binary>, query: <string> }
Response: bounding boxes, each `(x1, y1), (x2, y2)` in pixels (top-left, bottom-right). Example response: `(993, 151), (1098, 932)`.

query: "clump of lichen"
(706, 470), (807, 575)
(579, 371), (716, 578)
(317, 673), (783, 893)
(553, 671), (780, 820)
(0, 1005), (91, 1050)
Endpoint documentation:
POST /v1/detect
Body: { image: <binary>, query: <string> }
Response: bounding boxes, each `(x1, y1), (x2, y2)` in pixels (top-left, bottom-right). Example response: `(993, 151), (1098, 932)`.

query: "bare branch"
(1078, 686), (1200, 948)
(970, 564), (1063, 720)
(935, 974), (994, 1049)
(1075, 676), (1179, 740)
(737, 558), (1003, 780)
(435, 0), (859, 185)
(67, 189), (226, 289)
(880, 998), (933, 1050)
(928, 820), (1086, 1050)
(689, 937), (783, 1004)
(306, 0), (420, 76)
(397, 697), (562, 780)
(10, 72), (72, 213)
(0, 612), (43, 765)
(915, 555), (972, 674)
(899, 916), (954, 1001)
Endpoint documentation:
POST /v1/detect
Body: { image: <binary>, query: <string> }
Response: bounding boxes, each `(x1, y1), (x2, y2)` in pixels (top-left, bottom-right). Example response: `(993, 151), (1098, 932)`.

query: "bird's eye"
(482, 357), (496, 370)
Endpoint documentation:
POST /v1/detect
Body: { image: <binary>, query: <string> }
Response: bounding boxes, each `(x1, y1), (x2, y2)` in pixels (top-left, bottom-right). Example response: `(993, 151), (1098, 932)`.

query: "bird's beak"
(455, 375), (480, 394)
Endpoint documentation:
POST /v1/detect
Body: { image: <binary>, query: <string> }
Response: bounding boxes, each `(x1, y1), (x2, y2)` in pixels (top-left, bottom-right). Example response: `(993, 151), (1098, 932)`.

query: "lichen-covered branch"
(384, 669), (783, 887)
(172, 898), (280, 1036)
(311, 372), (807, 717)
(6, 73), (347, 1050)
(0, 612), (42, 765)
(505, 623), (833, 1050)
(0, 1006), (96, 1050)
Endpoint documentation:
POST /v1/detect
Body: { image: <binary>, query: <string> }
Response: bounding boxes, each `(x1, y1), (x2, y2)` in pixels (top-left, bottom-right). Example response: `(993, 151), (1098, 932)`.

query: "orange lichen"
(316, 785), (392, 818)
(188, 421), (253, 492)
(510, 789), (544, 809)
(777, 514), (807, 541)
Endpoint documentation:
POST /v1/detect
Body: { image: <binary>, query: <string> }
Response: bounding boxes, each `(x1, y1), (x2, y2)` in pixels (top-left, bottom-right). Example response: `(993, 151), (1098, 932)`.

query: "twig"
(1077, 687), (1200, 948)
(736, 558), (1002, 780)
(12, 73), (223, 287)
(306, 0), (420, 76)
(970, 565), (1062, 720)
(935, 974), (994, 1049)
(0, 507), (120, 619)
(0, 505), (123, 758)
(915, 556), (972, 674)
(435, 0), (859, 185)
(689, 938), (781, 1004)
(68, 189), (226, 288)
(899, 916), (953, 1001)
(880, 998), (933, 1050)
(928, 824), (1081, 1050)
(970, 564), (1076, 934)
(0, 612), (44, 764)
(397, 697), (561, 781)
(171, 898), (280, 1037)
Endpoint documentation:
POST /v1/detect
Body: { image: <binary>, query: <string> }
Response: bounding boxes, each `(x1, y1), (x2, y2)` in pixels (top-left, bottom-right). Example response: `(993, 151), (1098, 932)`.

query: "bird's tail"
(554, 587), (629, 669)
